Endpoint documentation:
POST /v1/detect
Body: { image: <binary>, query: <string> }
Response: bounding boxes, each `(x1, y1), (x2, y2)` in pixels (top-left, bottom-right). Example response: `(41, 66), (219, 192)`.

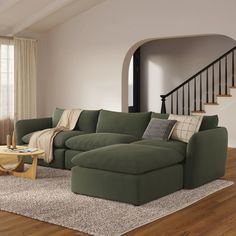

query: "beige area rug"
(0, 165), (233, 236)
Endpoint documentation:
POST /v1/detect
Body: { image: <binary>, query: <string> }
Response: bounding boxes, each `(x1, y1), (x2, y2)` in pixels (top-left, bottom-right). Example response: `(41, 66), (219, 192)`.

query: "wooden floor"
(1, 149), (236, 236)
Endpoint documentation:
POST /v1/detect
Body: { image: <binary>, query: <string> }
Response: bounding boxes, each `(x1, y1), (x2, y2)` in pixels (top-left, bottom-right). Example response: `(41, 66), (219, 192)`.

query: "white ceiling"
(0, 0), (106, 36)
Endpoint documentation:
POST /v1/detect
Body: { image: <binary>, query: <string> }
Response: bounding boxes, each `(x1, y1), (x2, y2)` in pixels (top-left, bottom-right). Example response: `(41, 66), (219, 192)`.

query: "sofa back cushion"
(52, 108), (100, 132)
(199, 115), (218, 131)
(151, 112), (218, 131)
(96, 110), (151, 138)
(53, 108), (64, 127)
(151, 112), (169, 120)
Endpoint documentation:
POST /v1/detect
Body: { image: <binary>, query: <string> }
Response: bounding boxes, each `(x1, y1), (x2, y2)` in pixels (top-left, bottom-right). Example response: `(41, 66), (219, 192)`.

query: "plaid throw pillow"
(168, 114), (203, 143)
(142, 118), (177, 140)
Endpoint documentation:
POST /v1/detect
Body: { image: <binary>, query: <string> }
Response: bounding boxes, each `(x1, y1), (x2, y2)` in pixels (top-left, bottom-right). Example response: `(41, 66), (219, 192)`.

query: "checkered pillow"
(168, 114), (203, 143)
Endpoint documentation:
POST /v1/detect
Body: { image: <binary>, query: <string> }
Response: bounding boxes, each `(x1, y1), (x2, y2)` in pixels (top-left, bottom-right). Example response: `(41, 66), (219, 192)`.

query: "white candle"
(7, 135), (11, 149)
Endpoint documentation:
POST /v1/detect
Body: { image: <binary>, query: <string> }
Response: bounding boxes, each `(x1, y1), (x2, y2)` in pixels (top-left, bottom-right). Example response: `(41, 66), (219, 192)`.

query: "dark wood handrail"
(161, 45), (236, 99)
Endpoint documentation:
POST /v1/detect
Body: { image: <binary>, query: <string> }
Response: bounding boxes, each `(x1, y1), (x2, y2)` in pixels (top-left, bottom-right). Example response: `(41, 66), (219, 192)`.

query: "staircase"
(160, 45), (236, 115)
(160, 45), (236, 147)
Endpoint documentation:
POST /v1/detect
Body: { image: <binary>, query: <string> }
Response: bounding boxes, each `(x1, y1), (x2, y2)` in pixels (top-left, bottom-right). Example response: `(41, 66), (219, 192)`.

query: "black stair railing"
(160, 45), (236, 114)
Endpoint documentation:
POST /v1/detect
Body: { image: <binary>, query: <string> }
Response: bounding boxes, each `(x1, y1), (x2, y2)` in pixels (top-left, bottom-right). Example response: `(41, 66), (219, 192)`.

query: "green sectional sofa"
(16, 109), (228, 205)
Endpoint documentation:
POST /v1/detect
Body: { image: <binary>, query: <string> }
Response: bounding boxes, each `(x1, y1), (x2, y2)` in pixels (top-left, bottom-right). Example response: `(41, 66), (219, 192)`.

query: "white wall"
(37, 0), (236, 117)
(202, 88), (236, 147)
(139, 36), (236, 112)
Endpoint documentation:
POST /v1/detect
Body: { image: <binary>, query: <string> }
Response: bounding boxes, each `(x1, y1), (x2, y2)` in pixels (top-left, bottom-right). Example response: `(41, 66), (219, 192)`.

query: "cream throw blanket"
(29, 109), (82, 163)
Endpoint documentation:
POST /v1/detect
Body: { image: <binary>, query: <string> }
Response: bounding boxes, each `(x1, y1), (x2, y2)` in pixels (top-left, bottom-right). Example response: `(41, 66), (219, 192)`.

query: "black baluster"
(171, 94), (173, 114)
(212, 65), (215, 103)
(160, 96), (166, 114)
(225, 56), (228, 95)
(194, 77), (196, 111)
(206, 69), (209, 103)
(200, 74), (202, 111)
(182, 86), (185, 115)
(188, 82), (190, 115)
(176, 90), (179, 115)
(219, 60), (221, 95)
(232, 51), (235, 87)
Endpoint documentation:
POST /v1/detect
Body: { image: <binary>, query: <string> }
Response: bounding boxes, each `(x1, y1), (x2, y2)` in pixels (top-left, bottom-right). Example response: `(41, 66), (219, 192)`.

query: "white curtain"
(0, 38), (14, 144)
(14, 37), (37, 121)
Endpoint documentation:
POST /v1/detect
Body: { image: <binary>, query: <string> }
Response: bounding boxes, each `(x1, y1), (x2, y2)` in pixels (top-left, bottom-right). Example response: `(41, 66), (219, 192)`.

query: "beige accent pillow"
(168, 114), (203, 143)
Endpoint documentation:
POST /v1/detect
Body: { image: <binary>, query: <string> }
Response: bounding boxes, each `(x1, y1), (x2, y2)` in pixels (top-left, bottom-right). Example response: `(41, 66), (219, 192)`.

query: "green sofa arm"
(16, 117), (52, 145)
(184, 127), (228, 189)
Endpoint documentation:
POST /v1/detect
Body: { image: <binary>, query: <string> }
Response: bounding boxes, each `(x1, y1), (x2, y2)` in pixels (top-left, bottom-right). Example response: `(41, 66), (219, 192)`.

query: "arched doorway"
(122, 35), (236, 113)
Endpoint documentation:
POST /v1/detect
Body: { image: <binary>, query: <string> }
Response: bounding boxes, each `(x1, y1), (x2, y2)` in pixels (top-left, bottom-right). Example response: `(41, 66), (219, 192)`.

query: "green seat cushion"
(72, 144), (184, 174)
(65, 150), (83, 170)
(53, 108), (100, 132)
(66, 133), (138, 151)
(72, 165), (183, 205)
(22, 130), (87, 148)
(133, 139), (187, 157)
(54, 131), (87, 148)
(22, 132), (34, 144)
(96, 110), (151, 138)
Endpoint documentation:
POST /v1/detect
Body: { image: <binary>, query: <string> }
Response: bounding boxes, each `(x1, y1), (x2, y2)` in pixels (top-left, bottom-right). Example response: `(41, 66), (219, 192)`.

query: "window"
(0, 40), (14, 144)
(0, 43), (14, 120)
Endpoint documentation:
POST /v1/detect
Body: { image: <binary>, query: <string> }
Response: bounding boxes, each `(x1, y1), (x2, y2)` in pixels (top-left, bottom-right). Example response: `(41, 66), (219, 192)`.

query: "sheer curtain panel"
(0, 38), (14, 144)
(15, 37), (37, 121)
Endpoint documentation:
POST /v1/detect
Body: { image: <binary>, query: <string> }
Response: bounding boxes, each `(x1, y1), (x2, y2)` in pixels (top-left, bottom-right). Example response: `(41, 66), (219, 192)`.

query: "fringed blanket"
(29, 109), (82, 163)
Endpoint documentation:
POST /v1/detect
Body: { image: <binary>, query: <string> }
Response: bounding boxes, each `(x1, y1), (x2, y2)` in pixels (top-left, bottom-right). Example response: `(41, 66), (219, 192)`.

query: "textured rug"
(0, 165), (233, 236)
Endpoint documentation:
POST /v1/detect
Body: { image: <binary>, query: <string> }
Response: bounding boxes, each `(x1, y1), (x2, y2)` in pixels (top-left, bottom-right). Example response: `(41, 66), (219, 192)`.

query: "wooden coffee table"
(0, 146), (44, 180)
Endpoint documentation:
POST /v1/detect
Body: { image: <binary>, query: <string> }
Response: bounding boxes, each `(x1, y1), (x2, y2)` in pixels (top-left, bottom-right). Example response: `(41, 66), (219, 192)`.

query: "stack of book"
(4, 147), (38, 153)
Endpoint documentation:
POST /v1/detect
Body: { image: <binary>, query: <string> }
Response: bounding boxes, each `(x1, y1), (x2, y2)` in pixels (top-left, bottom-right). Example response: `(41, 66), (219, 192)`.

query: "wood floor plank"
(0, 150), (236, 236)
(49, 229), (83, 236)
(126, 150), (236, 236)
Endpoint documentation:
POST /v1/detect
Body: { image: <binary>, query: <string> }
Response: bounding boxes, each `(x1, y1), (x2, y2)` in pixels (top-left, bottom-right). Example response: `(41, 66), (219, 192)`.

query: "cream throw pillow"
(168, 114), (203, 143)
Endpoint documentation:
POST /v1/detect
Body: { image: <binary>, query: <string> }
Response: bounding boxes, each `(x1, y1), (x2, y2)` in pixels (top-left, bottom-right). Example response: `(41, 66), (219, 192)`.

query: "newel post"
(160, 95), (167, 114)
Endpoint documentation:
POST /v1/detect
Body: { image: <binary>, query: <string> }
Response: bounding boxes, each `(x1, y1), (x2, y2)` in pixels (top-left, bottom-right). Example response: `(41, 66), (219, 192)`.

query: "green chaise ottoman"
(71, 144), (185, 205)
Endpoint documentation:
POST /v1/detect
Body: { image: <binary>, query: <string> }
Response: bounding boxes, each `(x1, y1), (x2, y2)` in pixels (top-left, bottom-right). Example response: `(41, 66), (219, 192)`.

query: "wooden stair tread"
(216, 94), (232, 97)
(230, 86), (236, 89)
(204, 102), (218, 105)
(192, 110), (206, 113)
